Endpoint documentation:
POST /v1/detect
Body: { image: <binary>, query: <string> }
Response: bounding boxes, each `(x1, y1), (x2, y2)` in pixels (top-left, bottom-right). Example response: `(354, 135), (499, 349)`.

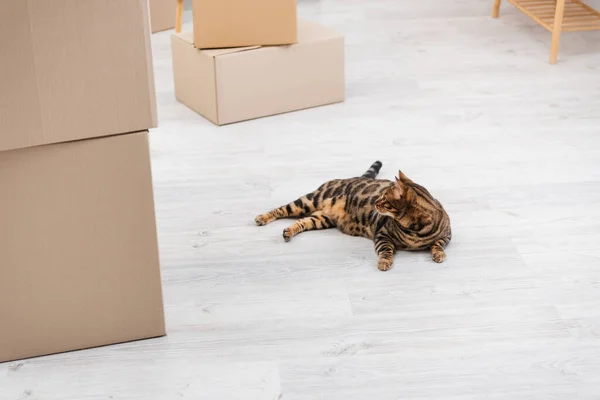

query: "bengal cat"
(254, 161), (451, 271)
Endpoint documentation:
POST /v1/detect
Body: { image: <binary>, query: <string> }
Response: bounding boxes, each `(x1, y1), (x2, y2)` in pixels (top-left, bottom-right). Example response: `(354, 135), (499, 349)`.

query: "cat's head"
(374, 171), (416, 218)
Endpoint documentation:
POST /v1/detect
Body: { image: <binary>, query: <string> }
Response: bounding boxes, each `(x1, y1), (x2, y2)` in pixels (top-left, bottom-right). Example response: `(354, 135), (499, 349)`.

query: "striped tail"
(361, 161), (383, 179)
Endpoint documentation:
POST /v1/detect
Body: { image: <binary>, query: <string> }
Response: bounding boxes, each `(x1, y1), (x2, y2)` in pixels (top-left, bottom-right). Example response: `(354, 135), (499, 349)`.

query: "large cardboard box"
(150, 0), (176, 33)
(0, 0), (157, 152)
(192, 0), (297, 49)
(0, 132), (165, 363)
(172, 20), (345, 125)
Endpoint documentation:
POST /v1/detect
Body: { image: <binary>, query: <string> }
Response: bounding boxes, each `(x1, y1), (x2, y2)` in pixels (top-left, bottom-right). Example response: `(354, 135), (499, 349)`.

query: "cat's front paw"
(432, 251), (446, 263)
(377, 260), (393, 271)
(283, 228), (293, 242)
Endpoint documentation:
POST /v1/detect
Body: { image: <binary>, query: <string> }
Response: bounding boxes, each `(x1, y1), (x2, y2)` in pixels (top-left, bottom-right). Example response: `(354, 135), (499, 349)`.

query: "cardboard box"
(0, 132), (165, 363)
(0, 0), (157, 152)
(150, 0), (176, 33)
(192, 0), (297, 48)
(172, 20), (345, 125)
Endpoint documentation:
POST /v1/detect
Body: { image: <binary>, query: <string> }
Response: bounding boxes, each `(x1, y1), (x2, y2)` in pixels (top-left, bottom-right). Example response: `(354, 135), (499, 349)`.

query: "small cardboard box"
(150, 0), (176, 33)
(192, 0), (297, 48)
(0, 0), (157, 152)
(172, 20), (345, 125)
(0, 132), (165, 363)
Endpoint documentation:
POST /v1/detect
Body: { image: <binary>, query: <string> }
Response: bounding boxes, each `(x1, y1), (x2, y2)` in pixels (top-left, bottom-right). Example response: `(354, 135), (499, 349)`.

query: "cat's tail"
(361, 161), (383, 179)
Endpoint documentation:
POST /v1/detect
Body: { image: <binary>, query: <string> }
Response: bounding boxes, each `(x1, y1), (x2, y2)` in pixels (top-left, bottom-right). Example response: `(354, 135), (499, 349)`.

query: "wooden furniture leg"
(175, 0), (184, 33)
(492, 0), (502, 18)
(549, 0), (566, 64)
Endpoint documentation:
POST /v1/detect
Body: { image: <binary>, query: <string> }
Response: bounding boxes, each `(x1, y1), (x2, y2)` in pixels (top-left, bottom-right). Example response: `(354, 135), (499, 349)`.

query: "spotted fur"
(255, 161), (451, 271)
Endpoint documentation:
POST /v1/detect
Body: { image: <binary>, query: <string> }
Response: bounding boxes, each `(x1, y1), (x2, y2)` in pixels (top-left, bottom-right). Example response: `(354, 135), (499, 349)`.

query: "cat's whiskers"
(370, 211), (378, 224)
(377, 210), (395, 219)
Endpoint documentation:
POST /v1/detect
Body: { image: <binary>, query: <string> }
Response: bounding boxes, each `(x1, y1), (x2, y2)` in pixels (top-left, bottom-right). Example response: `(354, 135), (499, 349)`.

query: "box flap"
(186, 19), (341, 57)
(173, 32), (260, 57)
(176, 31), (195, 44)
(204, 46), (261, 57)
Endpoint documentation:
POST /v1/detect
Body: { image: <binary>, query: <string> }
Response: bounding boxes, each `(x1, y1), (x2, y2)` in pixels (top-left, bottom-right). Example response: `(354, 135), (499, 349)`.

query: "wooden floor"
(4, 0), (600, 398)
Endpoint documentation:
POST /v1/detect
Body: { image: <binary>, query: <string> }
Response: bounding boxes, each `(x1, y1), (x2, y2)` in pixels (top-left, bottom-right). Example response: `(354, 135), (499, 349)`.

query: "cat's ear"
(393, 176), (406, 199)
(397, 170), (412, 183)
(395, 173), (416, 204)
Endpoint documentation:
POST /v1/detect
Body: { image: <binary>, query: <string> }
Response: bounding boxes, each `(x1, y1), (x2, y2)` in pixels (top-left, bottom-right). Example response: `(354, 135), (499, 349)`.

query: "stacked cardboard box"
(150, 0), (176, 33)
(0, 0), (166, 363)
(172, 0), (345, 125)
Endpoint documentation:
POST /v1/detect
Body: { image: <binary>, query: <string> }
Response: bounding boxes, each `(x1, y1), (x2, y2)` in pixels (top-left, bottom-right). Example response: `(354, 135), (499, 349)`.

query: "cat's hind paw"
(283, 228), (293, 242)
(255, 214), (272, 226)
